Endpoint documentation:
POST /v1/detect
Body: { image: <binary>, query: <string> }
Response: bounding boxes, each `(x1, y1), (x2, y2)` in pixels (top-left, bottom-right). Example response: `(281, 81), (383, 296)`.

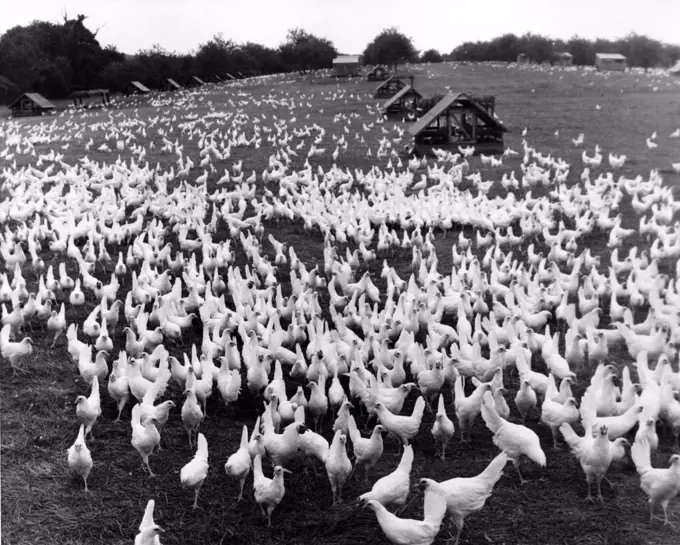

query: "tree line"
(1, 15), (678, 105)
(449, 32), (680, 67)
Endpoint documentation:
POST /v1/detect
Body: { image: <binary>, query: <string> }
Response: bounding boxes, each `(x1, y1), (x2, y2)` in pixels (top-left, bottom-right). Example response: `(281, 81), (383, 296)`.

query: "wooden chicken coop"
(408, 92), (508, 156)
(185, 76), (206, 88)
(9, 93), (55, 117)
(374, 73), (415, 99)
(380, 85), (422, 118)
(367, 65), (389, 81)
(72, 89), (110, 107)
(163, 79), (182, 92)
(124, 81), (151, 96)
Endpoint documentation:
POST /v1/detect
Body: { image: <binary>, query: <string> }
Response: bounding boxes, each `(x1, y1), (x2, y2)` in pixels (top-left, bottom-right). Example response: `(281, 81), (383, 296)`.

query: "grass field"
(2, 62), (680, 545)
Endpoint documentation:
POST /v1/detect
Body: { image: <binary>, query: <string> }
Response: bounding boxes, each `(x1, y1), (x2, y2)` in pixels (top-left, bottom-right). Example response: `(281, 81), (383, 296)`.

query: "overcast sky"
(3, 0), (679, 55)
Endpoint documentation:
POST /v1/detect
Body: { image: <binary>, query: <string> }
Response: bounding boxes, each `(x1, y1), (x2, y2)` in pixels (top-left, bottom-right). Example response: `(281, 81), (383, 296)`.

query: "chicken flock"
(2, 67), (680, 545)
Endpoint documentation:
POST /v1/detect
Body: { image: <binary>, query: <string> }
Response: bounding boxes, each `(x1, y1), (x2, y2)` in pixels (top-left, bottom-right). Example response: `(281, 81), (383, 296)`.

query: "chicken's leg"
(596, 479), (604, 502)
(551, 427), (560, 449)
(585, 479), (593, 502)
(514, 462), (526, 484)
(661, 501), (675, 527)
(192, 486), (201, 509)
(83, 476), (89, 493)
(143, 456), (156, 477)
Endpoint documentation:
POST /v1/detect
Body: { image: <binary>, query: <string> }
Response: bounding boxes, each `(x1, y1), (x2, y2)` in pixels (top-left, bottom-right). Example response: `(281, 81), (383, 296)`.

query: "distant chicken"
(67, 423), (93, 492)
(481, 392), (546, 483)
(359, 444), (414, 507)
(631, 437), (680, 526)
(325, 430), (353, 505)
(181, 432), (209, 509)
(419, 452), (509, 545)
(253, 454), (291, 526)
(364, 479), (447, 545)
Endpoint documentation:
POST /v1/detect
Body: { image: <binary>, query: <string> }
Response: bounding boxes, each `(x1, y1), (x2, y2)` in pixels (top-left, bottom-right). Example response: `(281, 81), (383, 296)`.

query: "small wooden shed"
(125, 81), (150, 95)
(553, 52), (573, 67)
(517, 54), (531, 64)
(9, 93), (55, 117)
(595, 53), (627, 72)
(367, 65), (389, 81)
(380, 85), (422, 118)
(668, 61), (680, 76)
(163, 79), (182, 92)
(333, 55), (360, 77)
(185, 76), (205, 88)
(72, 89), (110, 107)
(225, 73), (236, 81)
(407, 92), (508, 156)
(374, 74), (415, 99)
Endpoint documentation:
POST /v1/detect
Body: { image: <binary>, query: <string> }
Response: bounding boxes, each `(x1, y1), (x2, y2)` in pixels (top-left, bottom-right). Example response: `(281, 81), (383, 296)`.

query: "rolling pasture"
(2, 62), (680, 545)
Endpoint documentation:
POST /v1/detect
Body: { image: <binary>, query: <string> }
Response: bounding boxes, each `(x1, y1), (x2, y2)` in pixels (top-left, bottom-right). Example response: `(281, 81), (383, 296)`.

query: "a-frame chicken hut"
(380, 85), (422, 118)
(9, 93), (55, 117)
(408, 92), (508, 156)
(374, 73), (415, 99)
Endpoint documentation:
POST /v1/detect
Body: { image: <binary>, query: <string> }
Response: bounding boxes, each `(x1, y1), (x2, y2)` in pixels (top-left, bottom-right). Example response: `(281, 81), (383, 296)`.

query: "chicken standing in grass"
(374, 396), (425, 446)
(431, 394), (455, 459)
(325, 430), (353, 505)
(481, 391), (546, 483)
(359, 444), (414, 507)
(181, 432), (209, 509)
(253, 454), (291, 526)
(631, 436), (680, 526)
(364, 479), (447, 545)
(131, 403), (161, 477)
(225, 425), (252, 504)
(135, 499), (163, 545)
(181, 385), (204, 448)
(454, 376), (492, 441)
(0, 323), (33, 374)
(561, 423), (613, 502)
(67, 423), (93, 492)
(348, 415), (385, 482)
(75, 376), (102, 439)
(419, 452), (509, 545)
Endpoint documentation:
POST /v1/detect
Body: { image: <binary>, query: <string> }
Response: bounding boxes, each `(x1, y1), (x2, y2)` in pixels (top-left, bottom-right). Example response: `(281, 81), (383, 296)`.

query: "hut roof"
(408, 92), (508, 137)
(333, 55), (360, 65)
(596, 53), (627, 61)
(71, 89), (110, 97)
(166, 79), (182, 89)
(129, 81), (150, 93)
(11, 93), (55, 109)
(670, 61), (680, 75)
(380, 85), (422, 112)
(191, 76), (206, 85)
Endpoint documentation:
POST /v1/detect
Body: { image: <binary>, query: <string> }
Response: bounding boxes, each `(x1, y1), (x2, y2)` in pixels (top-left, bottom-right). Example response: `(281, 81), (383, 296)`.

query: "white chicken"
(67, 423), (93, 492)
(180, 432), (209, 509)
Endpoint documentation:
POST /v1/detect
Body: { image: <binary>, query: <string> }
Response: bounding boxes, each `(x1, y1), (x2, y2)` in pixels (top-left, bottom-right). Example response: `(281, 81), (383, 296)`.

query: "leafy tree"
(278, 28), (337, 73)
(420, 49), (443, 63)
(363, 28), (418, 71)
